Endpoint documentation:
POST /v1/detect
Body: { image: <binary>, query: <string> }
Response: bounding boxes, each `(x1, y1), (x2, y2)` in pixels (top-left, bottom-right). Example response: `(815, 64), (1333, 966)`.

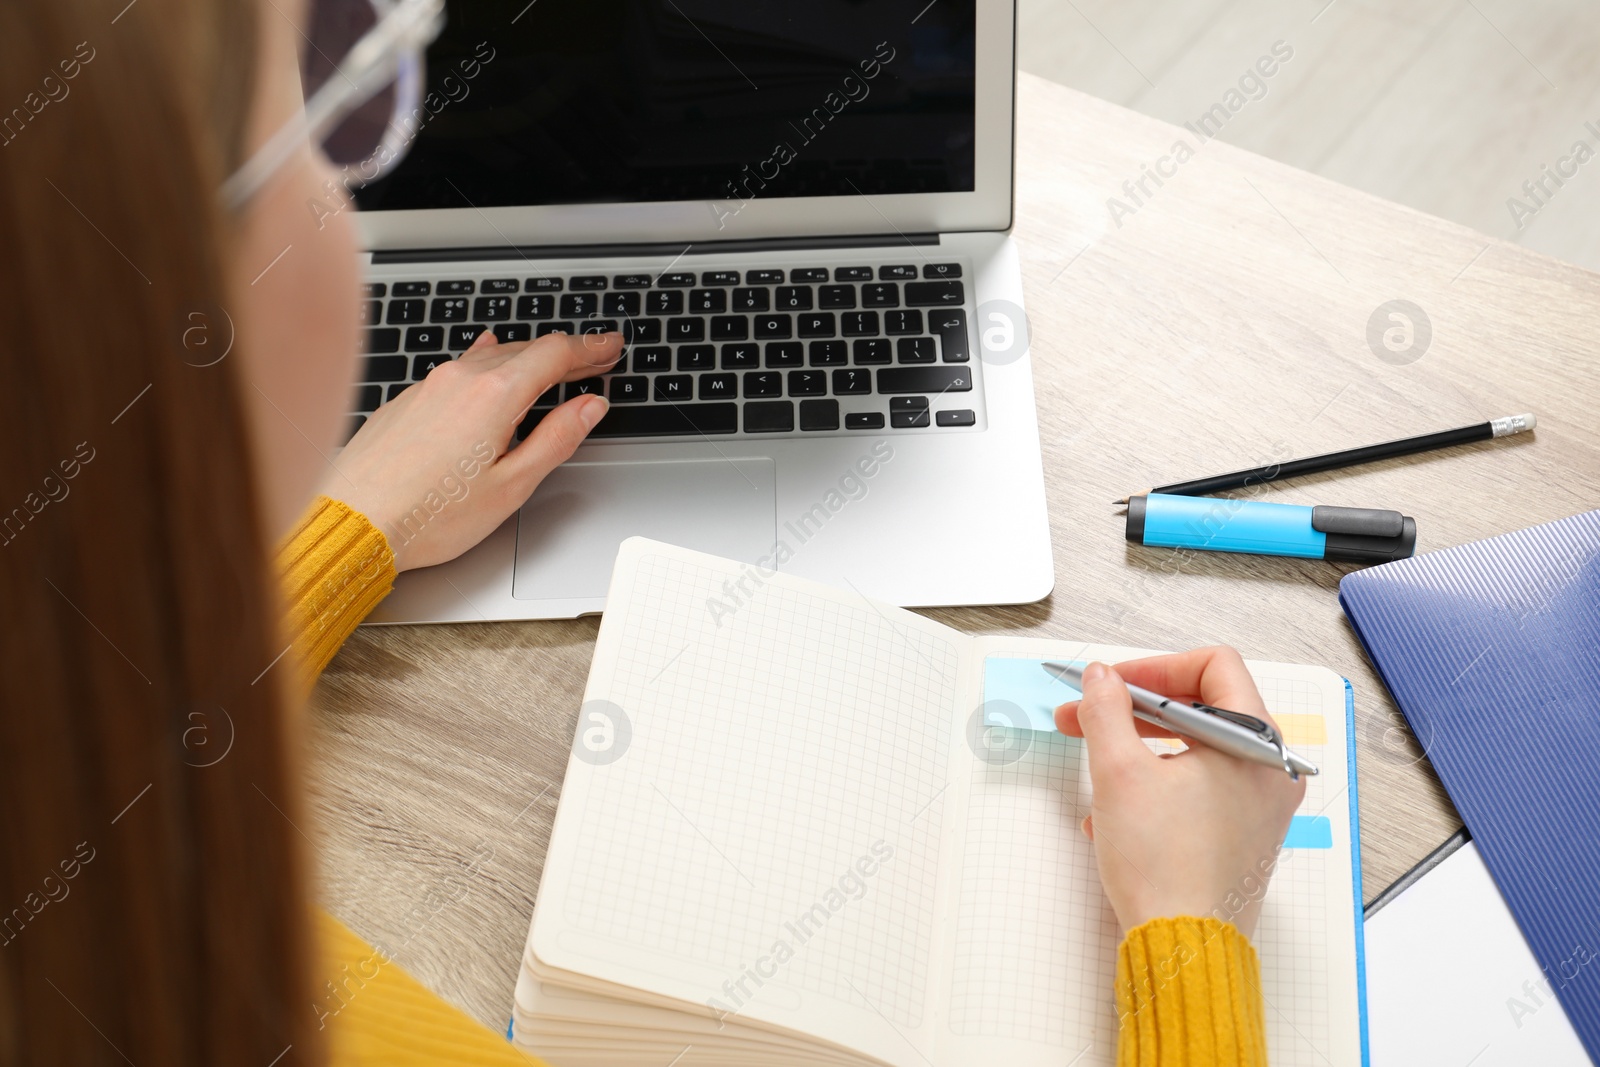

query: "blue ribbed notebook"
(1339, 510), (1600, 1065)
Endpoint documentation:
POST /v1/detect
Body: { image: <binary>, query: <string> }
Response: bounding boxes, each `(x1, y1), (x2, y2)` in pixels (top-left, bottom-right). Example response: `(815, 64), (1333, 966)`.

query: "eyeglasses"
(221, 0), (445, 210)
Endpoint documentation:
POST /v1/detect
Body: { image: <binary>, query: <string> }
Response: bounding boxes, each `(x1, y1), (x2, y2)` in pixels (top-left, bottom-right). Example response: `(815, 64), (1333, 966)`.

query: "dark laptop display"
(353, 0), (976, 212)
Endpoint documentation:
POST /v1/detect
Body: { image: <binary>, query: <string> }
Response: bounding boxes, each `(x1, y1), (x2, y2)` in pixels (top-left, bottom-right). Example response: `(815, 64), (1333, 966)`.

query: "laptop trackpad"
(512, 457), (777, 602)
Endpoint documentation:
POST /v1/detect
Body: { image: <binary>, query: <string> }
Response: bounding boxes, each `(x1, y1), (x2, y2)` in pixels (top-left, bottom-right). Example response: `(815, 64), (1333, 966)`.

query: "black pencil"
(1114, 414), (1536, 503)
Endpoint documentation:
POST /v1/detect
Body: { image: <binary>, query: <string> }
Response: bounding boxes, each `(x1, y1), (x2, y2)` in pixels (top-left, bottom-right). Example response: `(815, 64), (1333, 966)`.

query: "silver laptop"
(355, 0), (1052, 623)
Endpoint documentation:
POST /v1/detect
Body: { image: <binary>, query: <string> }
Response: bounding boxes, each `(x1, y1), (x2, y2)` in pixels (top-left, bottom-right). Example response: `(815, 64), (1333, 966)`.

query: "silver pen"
(1041, 662), (1319, 779)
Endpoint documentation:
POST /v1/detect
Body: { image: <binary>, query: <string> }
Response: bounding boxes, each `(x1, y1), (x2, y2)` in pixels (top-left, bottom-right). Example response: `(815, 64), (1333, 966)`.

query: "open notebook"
(511, 538), (1367, 1067)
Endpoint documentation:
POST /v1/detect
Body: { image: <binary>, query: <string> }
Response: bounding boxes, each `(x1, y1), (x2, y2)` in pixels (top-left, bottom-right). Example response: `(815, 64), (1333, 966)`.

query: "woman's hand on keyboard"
(322, 329), (620, 572)
(1054, 647), (1306, 938)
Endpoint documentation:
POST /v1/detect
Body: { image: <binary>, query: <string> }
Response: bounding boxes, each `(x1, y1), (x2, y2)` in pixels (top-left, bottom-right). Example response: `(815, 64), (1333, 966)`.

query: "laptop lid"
(352, 0), (1014, 252)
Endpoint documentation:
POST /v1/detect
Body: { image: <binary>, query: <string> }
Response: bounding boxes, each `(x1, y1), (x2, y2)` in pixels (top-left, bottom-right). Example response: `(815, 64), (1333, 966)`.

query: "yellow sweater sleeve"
(278, 498), (546, 1065)
(1116, 917), (1268, 1067)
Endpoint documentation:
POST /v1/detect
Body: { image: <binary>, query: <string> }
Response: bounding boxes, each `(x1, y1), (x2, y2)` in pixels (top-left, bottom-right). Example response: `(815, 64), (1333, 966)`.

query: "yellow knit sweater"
(281, 495), (1268, 1067)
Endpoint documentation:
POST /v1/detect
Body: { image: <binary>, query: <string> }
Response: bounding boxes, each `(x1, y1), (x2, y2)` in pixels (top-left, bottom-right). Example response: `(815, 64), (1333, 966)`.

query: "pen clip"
(1193, 703), (1301, 781)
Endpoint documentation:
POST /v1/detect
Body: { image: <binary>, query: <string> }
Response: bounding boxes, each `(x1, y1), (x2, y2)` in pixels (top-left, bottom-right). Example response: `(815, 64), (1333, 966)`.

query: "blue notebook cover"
(1339, 510), (1600, 1064)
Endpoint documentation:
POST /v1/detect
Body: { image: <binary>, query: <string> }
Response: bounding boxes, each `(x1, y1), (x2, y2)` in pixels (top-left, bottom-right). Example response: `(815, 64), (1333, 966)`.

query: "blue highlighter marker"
(1126, 493), (1416, 563)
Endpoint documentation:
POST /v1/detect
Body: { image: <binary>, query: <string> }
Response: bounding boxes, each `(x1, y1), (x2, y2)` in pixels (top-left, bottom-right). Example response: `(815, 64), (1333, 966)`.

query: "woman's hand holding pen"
(1055, 646), (1306, 937)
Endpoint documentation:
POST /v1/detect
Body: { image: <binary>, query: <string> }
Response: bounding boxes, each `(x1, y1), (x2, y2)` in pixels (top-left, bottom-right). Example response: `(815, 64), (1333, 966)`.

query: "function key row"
(364, 264), (961, 300)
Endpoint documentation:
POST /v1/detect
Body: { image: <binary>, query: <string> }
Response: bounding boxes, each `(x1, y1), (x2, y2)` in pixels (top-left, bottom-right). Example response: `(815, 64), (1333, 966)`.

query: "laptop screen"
(352, 1), (976, 214)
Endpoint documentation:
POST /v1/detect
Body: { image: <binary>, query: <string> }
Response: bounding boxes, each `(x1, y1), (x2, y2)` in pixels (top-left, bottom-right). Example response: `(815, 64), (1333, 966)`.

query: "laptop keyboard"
(351, 262), (979, 443)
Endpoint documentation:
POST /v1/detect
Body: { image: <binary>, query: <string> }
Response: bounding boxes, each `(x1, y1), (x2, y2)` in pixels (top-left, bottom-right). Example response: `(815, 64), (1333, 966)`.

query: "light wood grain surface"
(307, 73), (1600, 1032)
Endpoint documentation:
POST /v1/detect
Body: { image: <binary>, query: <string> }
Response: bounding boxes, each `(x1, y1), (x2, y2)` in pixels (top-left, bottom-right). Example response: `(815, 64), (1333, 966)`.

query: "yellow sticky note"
(1276, 714), (1327, 746)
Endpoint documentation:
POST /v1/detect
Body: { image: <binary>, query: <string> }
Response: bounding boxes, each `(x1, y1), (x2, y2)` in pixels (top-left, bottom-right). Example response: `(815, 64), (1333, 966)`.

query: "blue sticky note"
(982, 655), (1086, 733)
(1284, 815), (1333, 849)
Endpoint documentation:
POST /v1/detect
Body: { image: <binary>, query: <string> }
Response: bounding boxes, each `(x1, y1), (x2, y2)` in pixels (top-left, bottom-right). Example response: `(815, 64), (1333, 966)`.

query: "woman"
(0, 0), (1303, 1064)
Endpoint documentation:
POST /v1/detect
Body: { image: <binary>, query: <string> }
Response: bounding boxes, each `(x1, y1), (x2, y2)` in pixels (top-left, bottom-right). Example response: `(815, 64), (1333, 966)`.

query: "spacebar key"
(589, 402), (738, 436)
(876, 367), (974, 394)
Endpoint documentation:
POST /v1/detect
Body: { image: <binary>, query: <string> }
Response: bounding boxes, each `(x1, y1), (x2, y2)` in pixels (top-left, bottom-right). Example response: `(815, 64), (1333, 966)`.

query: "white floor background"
(1018, 0), (1600, 272)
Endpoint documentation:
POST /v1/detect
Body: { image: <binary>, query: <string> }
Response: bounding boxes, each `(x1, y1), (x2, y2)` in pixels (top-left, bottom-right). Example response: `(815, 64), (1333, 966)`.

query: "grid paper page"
(948, 654), (1349, 1065)
(563, 551), (961, 1030)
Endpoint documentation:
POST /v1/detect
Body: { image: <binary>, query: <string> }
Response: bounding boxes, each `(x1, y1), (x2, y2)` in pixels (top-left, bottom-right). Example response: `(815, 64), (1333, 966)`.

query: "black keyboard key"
(798, 312), (835, 338)
(360, 300), (381, 326)
(439, 280), (474, 295)
(732, 287), (770, 312)
(495, 322), (533, 343)
(936, 408), (976, 427)
(743, 371), (782, 398)
(365, 327), (401, 353)
(355, 384), (382, 411)
(754, 314), (792, 340)
(634, 346), (672, 371)
(483, 278), (519, 293)
(905, 280), (964, 306)
(613, 273), (653, 289)
(654, 375), (693, 402)
(526, 277), (563, 291)
(923, 263), (962, 279)
(405, 326), (445, 351)
(877, 367), (973, 394)
(832, 368), (871, 395)
(765, 342), (803, 368)
(363, 355), (408, 382)
(657, 272), (696, 287)
(363, 282), (387, 298)
(819, 285), (856, 310)
(846, 411), (885, 429)
(842, 311), (880, 336)
(890, 396), (930, 428)
(534, 386), (560, 406)
(878, 265), (917, 280)
(591, 402), (738, 437)
(577, 319), (618, 336)
(387, 299), (425, 324)
(387, 383), (411, 401)
(834, 267), (873, 282)
(862, 283), (899, 308)
(809, 340), (848, 366)
(622, 318), (662, 344)
(744, 400), (794, 433)
(788, 370), (826, 396)
(603, 291), (641, 316)
(516, 408), (547, 440)
(647, 290), (684, 315)
(429, 297), (468, 323)
(678, 345), (716, 370)
(885, 310), (924, 335)
(448, 324), (481, 349)
(346, 414), (367, 441)
(517, 294), (554, 320)
(710, 315), (748, 341)
(570, 275), (607, 290)
(413, 353), (450, 378)
(690, 289), (726, 314)
(605, 354), (627, 374)
(610, 376), (649, 403)
(853, 338), (891, 364)
(560, 293), (597, 318)
(565, 377), (606, 399)
(666, 317), (705, 342)
(700, 270), (740, 286)
(474, 295), (512, 321)
(392, 281), (429, 296)
(932, 309), (970, 362)
(789, 268), (828, 283)
(536, 321), (575, 336)
(699, 372), (737, 399)
(774, 286), (813, 311)
(800, 399), (840, 431)
(746, 269), (784, 284)
(897, 337), (936, 363)
(721, 343), (760, 369)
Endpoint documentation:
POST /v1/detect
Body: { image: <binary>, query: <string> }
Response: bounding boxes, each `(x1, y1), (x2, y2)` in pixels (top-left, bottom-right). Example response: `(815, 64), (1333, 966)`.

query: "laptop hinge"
(371, 232), (942, 265)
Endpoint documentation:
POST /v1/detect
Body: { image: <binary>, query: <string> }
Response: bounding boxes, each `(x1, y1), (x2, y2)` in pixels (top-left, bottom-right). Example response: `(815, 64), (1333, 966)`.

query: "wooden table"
(308, 72), (1600, 1030)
